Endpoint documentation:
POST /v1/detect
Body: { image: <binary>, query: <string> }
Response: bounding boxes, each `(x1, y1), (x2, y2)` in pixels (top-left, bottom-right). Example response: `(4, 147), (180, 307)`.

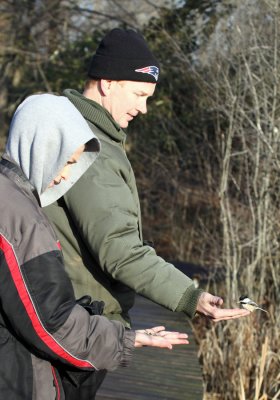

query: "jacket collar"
(63, 89), (126, 143)
(0, 155), (40, 204)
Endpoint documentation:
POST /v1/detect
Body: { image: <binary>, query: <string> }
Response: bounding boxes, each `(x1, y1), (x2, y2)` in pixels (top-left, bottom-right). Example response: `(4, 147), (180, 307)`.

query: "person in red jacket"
(0, 93), (189, 400)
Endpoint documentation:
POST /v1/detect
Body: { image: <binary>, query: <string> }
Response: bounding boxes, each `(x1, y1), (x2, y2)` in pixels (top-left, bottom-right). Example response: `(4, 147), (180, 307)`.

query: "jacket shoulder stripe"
(0, 234), (94, 369)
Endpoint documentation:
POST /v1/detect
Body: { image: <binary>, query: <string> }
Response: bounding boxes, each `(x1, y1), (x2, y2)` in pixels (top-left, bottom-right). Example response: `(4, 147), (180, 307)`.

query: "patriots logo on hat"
(135, 66), (159, 81)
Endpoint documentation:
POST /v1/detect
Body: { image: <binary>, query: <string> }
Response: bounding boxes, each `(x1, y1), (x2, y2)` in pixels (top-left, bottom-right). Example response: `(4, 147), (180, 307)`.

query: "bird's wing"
(248, 300), (259, 307)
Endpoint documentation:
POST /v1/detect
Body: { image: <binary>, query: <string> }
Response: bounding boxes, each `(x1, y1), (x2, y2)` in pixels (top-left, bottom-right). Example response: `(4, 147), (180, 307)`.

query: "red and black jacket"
(0, 159), (135, 400)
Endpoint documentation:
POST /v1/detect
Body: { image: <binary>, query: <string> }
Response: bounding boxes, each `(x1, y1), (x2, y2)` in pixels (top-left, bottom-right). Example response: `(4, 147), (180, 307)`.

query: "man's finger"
(210, 310), (251, 322)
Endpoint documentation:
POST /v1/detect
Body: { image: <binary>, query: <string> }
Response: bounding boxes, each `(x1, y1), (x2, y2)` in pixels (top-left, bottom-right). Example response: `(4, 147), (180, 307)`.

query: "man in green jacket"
(44, 28), (249, 398)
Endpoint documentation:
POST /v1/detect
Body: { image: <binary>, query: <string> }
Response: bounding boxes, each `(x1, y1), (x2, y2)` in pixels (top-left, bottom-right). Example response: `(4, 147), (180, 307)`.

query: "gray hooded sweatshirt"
(5, 93), (100, 206)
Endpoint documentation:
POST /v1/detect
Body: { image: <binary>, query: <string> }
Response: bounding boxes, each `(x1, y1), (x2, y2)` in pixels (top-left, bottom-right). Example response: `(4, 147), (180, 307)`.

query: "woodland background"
(0, 0), (279, 399)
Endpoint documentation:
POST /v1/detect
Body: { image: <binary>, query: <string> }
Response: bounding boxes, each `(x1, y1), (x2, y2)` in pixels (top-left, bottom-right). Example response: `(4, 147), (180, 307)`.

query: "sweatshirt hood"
(5, 93), (100, 207)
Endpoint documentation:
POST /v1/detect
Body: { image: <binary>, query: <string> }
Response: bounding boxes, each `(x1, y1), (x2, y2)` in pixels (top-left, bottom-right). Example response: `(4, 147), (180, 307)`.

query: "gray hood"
(5, 93), (100, 207)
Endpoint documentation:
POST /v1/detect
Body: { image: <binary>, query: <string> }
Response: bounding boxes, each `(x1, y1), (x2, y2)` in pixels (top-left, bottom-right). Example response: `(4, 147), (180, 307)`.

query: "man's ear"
(99, 79), (113, 96)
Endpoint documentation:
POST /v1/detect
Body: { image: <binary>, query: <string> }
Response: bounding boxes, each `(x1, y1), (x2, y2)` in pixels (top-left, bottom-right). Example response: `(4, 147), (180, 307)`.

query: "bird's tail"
(257, 306), (268, 313)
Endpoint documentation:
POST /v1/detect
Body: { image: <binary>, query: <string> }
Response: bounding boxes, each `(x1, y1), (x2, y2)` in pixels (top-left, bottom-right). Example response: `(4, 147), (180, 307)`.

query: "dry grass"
(192, 311), (279, 399)
(186, 3), (280, 398)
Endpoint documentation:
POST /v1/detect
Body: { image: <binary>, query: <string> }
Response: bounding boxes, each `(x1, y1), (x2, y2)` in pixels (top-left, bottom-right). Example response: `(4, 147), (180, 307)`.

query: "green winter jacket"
(43, 89), (203, 327)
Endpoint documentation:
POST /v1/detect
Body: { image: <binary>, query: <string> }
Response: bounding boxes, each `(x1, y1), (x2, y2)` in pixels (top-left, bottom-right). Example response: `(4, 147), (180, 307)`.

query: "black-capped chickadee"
(238, 295), (267, 313)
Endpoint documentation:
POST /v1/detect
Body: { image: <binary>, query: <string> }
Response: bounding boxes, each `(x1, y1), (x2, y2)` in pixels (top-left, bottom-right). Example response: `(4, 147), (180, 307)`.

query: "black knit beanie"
(87, 28), (160, 83)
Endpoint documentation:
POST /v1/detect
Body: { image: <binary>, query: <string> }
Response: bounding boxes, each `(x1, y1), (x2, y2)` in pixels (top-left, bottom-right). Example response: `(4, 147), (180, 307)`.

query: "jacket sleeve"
(0, 212), (135, 372)
(63, 143), (202, 318)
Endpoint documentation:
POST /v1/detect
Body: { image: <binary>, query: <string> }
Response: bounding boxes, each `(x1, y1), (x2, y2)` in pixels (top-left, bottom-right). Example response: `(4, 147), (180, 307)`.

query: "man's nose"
(137, 100), (147, 114)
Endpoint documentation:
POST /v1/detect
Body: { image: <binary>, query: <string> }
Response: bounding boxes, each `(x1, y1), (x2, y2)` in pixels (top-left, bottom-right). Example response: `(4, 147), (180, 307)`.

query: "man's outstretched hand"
(196, 292), (250, 322)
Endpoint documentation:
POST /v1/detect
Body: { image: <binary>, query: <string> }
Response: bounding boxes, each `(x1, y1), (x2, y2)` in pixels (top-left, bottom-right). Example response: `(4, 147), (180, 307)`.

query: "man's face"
(102, 80), (156, 128)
